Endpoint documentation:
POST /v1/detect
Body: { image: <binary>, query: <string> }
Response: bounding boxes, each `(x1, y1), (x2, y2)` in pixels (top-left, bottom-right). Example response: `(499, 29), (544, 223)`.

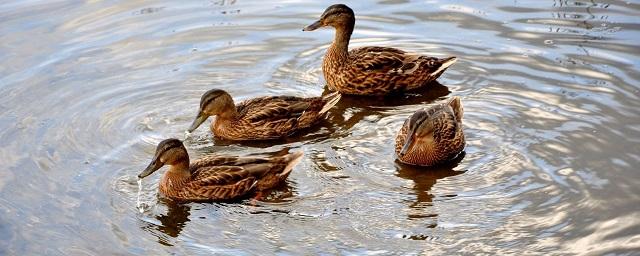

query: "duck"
(138, 138), (304, 201)
(395, 96), (465, 166)
(187, 89), (341, 140)
(303, 4), (457, 96)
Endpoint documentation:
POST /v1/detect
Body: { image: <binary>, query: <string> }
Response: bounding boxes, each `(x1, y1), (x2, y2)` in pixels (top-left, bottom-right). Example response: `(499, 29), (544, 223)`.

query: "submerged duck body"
(304, 4), (457, 96)
(395, 97), (465, 166)
(138, 138), (303, 201)
(188, 89), (341, 141)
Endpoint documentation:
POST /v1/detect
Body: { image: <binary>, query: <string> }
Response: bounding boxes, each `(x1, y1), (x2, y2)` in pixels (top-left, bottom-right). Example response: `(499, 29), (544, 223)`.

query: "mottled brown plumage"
(187, 89), (341, 140)
(303, 4), (457, 96)
(138, 138), (304, 201)
(395, 97), (465, 166)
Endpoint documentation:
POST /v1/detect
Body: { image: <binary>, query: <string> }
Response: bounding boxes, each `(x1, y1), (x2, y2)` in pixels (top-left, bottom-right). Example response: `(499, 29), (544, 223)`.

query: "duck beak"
(187, 111), (208, 133)
(431, 57), (458, 76)
(399, 135), (417, 157)
(303, 20), (323, 31)
(138, 156), (163, 179)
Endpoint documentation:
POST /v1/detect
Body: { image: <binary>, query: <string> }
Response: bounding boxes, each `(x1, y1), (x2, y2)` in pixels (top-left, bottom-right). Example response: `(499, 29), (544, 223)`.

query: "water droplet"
(544, 40), (554, 45)
(558, 168), (573, 176)
(136, 179), (145, 213)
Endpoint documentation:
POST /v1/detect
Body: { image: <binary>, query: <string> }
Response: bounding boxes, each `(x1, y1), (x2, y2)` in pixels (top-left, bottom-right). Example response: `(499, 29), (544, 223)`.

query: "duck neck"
(166, 153), (191, 178)
(161, 159), (191, 194)
(328, 25), (353, 61)
(171, 160), (190, 174)
(217, 95), (239, 121)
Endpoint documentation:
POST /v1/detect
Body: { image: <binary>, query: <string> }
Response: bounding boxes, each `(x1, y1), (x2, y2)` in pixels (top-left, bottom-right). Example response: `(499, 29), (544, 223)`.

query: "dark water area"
(1, 0), (639, 254)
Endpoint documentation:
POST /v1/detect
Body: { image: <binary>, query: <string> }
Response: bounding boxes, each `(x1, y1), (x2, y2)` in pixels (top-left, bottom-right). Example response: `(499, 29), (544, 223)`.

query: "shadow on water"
(140, 183), (296, 245)
(154, 199), (191, 239)
(395, 153), (466, 218)
(138, 198), (192, 246)
(391, 153), (466, 241)
(1, 0), (639, 254)
(329, 81), (451, 108)
(325, 81), (451, 131)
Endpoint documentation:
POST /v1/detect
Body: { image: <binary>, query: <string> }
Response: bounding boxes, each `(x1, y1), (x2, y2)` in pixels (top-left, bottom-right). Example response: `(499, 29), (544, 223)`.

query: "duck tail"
(319, 92), (342, 114)
(430, 56), (457, 77)
(447, 96), (463, 122)
(278, 151), (304, 178)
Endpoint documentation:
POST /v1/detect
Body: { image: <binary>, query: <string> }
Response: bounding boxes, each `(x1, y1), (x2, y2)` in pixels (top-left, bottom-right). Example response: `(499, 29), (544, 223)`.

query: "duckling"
(187, 89), (341, 140)
(303, 4), (457, 96)
(138, 138), (303, 201)
(395, 97), (465, 166)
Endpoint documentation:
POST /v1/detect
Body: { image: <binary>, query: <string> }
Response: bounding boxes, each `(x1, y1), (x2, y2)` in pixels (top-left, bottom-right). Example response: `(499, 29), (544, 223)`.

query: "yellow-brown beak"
(399, 135), (417, 157)
(187, 111), (208, 133)
(303, 20), (323, 31)
(138, 155), (163, 179)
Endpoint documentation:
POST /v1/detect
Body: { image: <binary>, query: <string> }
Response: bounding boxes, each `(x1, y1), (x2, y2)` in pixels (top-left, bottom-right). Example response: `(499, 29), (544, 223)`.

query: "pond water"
(1, 0), (639, 254)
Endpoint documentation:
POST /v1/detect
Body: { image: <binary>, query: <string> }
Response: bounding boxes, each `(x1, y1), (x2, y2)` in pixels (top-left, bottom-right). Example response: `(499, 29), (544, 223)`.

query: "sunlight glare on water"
(0, 0), (639, 254)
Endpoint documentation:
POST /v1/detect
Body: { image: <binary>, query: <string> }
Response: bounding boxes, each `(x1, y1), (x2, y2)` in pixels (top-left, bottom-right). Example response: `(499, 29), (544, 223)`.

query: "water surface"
(1, 0), (639, 254)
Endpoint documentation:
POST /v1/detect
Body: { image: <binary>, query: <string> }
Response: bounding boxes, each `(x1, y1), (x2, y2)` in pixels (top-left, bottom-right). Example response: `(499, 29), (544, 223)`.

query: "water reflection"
(140, 185), (296, 245)
(1, 0), (639, 254)
(154, 199), (192, 239)
(138, 199), (192, 246)
(326, 81), (451, 131)
(395, 153), (466, 219)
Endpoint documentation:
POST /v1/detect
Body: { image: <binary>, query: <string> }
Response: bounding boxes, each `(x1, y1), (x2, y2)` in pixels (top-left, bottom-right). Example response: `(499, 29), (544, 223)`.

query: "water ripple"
(0, 0), (639, 254)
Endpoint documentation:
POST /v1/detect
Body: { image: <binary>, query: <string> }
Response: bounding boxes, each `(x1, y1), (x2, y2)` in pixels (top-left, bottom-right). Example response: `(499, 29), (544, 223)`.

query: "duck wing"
(238, 96), (311, 123)
(191, 155), (270, 169)
(185, 166), (257, 200)
(350, 46), (449, 76)
(350, 46), (406, 73)
(236, 151), (304, 191)
(192, 152), (303, 192)
(232, 96), (316, 137)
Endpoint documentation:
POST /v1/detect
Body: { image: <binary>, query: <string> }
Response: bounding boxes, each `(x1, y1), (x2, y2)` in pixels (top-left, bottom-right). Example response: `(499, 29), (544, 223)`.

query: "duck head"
(187, 89), (236, 133)
(138, 138), (189, 179)
(303, 4), (355, 32)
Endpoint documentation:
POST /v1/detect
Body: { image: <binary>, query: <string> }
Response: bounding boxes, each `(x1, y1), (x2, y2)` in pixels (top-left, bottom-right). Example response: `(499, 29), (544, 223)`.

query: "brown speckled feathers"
(139, 138), (304, 201)
(305, 4), (457, 96)
(188, 89), (340, 141)
(327, 46), (457, 95)
(395, 97), (465, 166)
(214, 92), (341, 140)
